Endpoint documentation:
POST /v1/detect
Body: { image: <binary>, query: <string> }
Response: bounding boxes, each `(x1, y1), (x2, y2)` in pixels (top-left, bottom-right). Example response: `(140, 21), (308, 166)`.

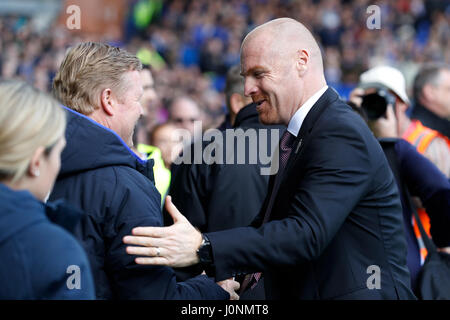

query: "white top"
(287, 86), (328, 137)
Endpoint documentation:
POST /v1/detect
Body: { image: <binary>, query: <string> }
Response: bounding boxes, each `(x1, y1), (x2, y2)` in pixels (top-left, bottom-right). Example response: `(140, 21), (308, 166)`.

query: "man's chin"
(258, 113), (281, 125)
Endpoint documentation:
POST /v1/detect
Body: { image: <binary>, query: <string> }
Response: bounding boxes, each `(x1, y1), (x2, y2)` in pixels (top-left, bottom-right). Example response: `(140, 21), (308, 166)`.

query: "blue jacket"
(49, 107), (228, 300)
(0, 183), (95, 299)
(380, 138), (450, 293)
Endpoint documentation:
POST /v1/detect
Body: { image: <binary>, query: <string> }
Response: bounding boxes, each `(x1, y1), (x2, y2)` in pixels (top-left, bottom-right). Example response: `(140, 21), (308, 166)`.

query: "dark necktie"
(279, 130), (296, 172)
(240, 130), (296, 293)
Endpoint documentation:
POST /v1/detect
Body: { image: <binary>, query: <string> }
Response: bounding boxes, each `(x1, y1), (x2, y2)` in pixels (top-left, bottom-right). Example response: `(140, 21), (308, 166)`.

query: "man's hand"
(348, 87), (365, 108)
(123, 196), (203, 267)
(217, 278), (240, 300)
(438, 247), (450, 255)
(368, 104), (398, 138)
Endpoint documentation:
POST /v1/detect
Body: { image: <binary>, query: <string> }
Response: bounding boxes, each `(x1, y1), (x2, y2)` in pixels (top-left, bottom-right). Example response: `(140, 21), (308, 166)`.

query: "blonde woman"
(0, 80), (94, 299)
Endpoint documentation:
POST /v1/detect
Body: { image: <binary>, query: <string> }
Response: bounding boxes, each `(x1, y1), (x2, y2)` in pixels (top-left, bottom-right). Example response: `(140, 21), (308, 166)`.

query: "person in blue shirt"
(0, 80), (95, 299)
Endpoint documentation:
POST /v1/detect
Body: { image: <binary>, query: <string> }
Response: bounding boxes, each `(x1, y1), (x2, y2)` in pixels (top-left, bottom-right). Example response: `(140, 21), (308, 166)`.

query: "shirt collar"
(287, 85), (328, 137)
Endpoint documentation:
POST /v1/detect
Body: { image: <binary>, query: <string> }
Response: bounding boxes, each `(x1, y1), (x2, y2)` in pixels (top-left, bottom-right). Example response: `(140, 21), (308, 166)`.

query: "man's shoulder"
(68, 164), (154, 188)
(318, 100), (371, 136)
(55, 164), (160, 216)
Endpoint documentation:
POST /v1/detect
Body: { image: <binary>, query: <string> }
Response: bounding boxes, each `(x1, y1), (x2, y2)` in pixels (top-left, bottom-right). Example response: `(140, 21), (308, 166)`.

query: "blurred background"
(0, 0), (449, 131)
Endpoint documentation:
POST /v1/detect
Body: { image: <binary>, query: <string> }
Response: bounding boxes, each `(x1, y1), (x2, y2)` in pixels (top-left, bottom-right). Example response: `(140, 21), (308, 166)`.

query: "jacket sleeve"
(396, 139), (450, 247)
(105, 168), (228, 299)
(207, 119), (377, 280)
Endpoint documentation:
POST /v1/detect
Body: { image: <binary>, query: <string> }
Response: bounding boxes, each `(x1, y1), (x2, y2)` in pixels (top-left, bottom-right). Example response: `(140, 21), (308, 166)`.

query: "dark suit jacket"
(168, 104), (282, 288)
(206, 88), (416, 299)
(169, 104), (283, 233)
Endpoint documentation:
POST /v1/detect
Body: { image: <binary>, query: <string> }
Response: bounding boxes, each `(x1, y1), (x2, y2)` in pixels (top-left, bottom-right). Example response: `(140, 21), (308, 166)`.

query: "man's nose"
(244, 78), (258, 97)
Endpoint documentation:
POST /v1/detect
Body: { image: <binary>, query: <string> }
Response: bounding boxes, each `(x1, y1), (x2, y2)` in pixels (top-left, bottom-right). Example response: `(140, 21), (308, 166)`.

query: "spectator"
(358, 65), (450, 178)
(151, 122), (183, 170)
(138, 65), (159, 142)
(353, 66), (450, 285)
(2, 0), (449, 126)
(412, 62), (450, 139)
(348, 95), (450, 296)
(50, 42), (239, 300)
(169, 96), (203, 137)
(138, 122), (182, 202)
(0, 80), (95, 299)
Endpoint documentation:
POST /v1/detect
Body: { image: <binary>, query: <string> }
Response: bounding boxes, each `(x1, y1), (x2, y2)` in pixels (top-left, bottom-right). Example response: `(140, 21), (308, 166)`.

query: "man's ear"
(100, 88), (115, 116)
(229, 93), (244, 116)
(396, 100), (409, 116)
(296, 49), (309, 76)
(421, 84), (434, 104)
(28, 146), (45, 178)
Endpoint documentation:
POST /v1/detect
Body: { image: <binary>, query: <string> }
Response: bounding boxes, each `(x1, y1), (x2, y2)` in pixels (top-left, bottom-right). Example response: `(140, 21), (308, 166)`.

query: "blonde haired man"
(50, 42), (239, 300)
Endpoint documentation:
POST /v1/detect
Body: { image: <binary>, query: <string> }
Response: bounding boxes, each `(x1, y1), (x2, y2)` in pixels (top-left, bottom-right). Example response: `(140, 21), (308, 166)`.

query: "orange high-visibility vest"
(402, 120), (450, 263)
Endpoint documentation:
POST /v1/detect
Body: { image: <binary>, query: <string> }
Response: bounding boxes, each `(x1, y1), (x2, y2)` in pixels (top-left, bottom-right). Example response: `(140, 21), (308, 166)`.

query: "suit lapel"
(271, 88), (341, 204)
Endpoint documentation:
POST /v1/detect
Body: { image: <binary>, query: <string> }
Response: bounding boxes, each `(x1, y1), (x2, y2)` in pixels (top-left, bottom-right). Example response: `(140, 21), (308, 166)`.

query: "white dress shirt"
(287, 86), (328, 137)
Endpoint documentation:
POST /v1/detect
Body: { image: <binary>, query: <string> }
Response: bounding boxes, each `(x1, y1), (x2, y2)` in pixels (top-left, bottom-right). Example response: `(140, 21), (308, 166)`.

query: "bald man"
(124, 18), (416, 300)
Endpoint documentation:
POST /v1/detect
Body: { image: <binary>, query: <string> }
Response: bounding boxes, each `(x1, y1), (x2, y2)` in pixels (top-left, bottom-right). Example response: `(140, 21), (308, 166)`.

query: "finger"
(349, 88), (364, 106)
(386, 104), (396, 120)
(135, 257), (170, 265)
(122, 236), (163, 247)
(232, 281), (240, 291)
(165, 195), (186, 223)
(131, 226), (165, 237)
(231, 292), (240, 300)
(126, 246), (161, 257)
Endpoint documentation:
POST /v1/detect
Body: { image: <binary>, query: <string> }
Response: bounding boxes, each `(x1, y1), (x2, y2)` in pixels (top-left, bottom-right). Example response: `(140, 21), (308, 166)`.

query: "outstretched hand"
(123, 196), (203, 268)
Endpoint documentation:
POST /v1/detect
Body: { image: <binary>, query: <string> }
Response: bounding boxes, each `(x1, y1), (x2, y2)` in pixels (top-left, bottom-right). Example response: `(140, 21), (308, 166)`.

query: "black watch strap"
(197, 234), (213, 265)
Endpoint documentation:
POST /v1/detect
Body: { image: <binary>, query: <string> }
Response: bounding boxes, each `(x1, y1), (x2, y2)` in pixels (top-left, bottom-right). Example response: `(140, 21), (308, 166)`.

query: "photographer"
(349, 67), (450, 295)
(354, 66), (450, 178)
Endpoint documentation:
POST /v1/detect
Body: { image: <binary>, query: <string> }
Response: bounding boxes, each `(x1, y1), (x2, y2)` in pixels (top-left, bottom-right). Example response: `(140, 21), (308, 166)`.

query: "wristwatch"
(197, 234), (213, 265)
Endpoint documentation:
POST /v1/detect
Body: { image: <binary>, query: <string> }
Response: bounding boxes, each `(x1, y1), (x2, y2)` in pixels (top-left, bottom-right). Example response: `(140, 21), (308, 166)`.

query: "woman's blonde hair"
(0, 80), (66, 183)
(52, 42), (142, 115)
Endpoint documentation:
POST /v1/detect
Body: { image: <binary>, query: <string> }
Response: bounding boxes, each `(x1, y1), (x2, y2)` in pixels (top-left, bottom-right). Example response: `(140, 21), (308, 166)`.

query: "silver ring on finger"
(155, 246), (161, 257)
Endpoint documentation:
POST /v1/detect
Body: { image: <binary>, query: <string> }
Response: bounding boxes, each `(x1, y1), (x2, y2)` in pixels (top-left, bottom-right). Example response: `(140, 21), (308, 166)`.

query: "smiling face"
(114, 70), (144, 146)
(240, 32), (304, 125)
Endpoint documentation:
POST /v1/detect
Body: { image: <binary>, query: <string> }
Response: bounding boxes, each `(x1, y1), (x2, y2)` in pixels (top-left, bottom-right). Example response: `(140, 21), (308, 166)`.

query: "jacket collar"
(233, 103), (259, 128)
(0, 183), (82, 243)
(59, 106), (155, 183)
(412, 102), (450, 138)
(282, 87), (340, 176)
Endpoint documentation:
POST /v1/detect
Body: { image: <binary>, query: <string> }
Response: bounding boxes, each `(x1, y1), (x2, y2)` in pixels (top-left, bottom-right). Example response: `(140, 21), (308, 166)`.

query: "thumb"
(165, 195), (185, 223)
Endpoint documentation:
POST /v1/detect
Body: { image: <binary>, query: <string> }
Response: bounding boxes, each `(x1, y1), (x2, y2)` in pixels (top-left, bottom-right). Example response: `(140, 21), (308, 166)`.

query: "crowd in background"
(0, 0), (449, 301)
(1, 0), (449, 133)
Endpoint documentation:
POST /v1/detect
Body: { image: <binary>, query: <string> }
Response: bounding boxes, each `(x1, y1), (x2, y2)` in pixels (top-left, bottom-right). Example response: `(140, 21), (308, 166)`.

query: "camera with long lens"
(360, 87), (396, 120)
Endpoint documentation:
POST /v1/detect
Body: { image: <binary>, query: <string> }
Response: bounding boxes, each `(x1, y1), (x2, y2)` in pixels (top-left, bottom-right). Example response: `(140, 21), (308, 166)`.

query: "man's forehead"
(240, 45), (266, 72)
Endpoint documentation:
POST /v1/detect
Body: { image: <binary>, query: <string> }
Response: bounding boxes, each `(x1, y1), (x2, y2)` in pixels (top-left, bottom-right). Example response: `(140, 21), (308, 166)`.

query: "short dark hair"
(224, 65), (245, 111)
(413, 62), (450, 103)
